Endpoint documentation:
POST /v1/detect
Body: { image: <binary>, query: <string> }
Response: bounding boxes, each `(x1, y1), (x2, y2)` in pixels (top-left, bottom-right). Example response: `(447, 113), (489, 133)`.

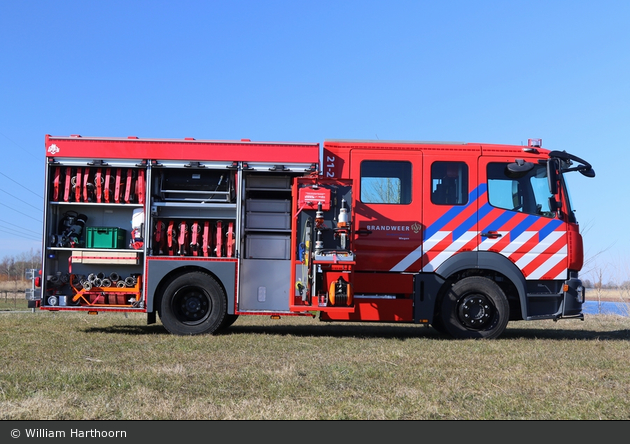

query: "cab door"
(477, 155), (568, 280)
(420, 152), (480, 273)
(350, 150), (422, 273)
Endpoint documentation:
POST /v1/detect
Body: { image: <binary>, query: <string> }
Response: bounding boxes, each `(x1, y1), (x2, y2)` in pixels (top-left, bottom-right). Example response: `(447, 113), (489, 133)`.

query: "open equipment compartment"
(42, 157), (146, 310)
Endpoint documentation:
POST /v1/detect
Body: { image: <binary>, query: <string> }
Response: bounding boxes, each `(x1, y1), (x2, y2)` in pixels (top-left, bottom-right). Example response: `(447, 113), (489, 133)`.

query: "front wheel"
(159, 272), (226, 335)
(439, 276), (509, 339)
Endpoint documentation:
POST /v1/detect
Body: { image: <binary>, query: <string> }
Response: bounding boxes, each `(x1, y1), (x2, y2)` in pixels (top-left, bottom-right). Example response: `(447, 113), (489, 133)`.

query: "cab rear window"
(431, 161), (469, 205)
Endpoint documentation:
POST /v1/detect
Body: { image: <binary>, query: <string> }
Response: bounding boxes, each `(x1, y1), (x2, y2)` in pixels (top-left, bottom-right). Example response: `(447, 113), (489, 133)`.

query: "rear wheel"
(219, 314), (239, 330)
(159, 272), (226, 335)
(440, 276), (509, 339)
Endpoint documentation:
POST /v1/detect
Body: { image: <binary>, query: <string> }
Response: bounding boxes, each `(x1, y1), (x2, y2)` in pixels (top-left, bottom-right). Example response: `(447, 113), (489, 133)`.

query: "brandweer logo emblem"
(365, 222), (422, 234)
(47, 144), (60, 155)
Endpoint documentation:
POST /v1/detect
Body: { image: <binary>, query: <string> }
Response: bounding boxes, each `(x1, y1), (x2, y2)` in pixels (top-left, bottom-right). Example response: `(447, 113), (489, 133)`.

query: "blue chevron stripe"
(538, 218), (564, 241)
(509, 214), (539, 241)
(424, 184), (485, 241)
(481, 210), (516, 234)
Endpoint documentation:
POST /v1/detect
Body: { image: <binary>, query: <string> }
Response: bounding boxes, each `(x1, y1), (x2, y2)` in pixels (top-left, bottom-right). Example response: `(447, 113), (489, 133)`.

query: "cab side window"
(431, 161), (469, 205)
(360, 161), (412, 204)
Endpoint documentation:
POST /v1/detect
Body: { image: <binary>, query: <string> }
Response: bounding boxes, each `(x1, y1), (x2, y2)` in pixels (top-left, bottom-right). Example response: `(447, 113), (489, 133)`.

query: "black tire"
(159, 272), (226, 335)
(440, 276), (509, 339)
(430, 314), (449, 336)
(219, 314), (239, 330)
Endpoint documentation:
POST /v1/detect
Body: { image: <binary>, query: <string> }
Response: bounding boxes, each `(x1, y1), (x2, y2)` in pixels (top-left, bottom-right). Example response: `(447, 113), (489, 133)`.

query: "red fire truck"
(33, 135), (595, 339)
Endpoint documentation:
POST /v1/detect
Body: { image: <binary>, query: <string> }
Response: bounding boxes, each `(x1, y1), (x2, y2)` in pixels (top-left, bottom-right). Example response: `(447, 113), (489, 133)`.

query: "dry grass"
(1, 309), (630, 420)
(587, 288), (629, 302)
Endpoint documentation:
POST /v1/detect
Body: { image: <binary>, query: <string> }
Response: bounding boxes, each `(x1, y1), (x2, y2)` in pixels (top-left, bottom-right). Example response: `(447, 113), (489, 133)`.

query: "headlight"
(576, 285), (585, 303)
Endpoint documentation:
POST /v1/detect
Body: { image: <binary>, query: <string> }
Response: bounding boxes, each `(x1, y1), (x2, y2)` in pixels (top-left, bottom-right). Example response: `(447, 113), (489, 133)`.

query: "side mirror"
(547, 159), (558, 195)
(548, 150), (595, 179)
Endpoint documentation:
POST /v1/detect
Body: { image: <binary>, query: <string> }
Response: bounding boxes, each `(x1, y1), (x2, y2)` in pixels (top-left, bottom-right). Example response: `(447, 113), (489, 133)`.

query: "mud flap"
(413, 273), (445, 324)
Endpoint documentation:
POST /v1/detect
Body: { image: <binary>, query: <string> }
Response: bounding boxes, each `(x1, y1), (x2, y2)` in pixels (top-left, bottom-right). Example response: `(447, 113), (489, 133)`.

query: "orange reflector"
(563, 284), (569, 292)
(88, 311), (99, 316)
(270, 315), (281, 320)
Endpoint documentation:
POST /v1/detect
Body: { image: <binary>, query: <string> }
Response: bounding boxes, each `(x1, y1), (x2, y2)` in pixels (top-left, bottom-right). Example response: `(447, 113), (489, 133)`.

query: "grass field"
(2, 302), (630, 420)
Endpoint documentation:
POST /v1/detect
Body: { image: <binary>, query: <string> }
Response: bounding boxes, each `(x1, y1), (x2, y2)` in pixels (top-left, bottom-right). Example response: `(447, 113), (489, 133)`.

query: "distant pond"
(583, 301), (630, 317)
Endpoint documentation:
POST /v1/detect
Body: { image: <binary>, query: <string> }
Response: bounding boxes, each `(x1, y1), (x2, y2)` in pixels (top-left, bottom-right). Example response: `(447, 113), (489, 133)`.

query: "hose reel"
(328, 277), (353, 307)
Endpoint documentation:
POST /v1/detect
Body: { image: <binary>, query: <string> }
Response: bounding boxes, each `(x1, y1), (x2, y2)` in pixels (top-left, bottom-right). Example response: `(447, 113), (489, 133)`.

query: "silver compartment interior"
(239, 174), (295, 312)
(239, 259), (291, 311)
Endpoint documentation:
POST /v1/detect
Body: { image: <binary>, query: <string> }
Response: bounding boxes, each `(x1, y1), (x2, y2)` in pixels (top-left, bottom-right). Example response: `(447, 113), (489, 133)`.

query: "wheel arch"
(433, 251), (528, 320)
(146, 260), (236, 315)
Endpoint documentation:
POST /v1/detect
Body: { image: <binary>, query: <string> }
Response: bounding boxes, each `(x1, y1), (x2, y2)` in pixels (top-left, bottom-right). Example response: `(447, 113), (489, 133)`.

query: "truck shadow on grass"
(499, 327), (630, 341)
(83, 321), (630, 341)
(227, 324), (630, 341)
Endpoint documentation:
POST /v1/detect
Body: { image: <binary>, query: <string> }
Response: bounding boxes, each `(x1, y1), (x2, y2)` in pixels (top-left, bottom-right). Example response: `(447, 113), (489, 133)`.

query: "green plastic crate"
(86, 227), (127, 249)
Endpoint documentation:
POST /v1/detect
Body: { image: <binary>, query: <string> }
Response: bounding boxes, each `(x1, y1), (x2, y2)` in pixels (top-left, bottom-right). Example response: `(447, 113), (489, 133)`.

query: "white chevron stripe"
(422, 251), (454, 272)
(423, 231), (450, 250)
(514, 231), (565, 269)
(478, 231), (509, 251)
(389, 244), (423, 272)
(389, 231), (449, 272)
(526, 246), (567, 280)
(499, 230), (537, 255)
(423, 231), (478, 272)
(388, 228), (568, 279)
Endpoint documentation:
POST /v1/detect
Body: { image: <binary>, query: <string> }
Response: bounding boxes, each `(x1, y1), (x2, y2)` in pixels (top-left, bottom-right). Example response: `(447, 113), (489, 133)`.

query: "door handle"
(481, 231), (502, 239)
(356, 229), (372, 236)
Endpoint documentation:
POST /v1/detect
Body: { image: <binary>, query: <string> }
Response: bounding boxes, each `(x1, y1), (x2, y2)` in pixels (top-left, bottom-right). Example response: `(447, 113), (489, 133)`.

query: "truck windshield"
(487, 162), (555, 218)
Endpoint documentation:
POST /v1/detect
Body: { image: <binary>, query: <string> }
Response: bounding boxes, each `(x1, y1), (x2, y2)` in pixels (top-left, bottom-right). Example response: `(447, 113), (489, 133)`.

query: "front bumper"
(562, 277), (585, 317)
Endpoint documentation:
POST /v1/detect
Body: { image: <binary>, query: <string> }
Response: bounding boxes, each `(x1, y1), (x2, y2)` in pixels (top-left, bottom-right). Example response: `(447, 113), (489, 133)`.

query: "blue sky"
(1, 0), (628, 283)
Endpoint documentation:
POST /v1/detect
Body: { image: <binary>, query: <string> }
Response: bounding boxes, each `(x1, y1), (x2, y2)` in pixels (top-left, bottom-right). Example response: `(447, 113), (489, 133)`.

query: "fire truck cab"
(36, 135), (594, 339)
(322, 139), (594, 338)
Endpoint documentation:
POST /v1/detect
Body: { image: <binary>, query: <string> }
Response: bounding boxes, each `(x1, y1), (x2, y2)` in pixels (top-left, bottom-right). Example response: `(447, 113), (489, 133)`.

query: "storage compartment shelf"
(49, 202), (143, 207)
(156, 168), (235, 203)
(152, 202), (237, 208)
(69, 274), (143, 308)
(47, 247), (141, 251)
(48, 165), (146, 205)
(151, 218), (236, 257)
(151, 202), (237, 219)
